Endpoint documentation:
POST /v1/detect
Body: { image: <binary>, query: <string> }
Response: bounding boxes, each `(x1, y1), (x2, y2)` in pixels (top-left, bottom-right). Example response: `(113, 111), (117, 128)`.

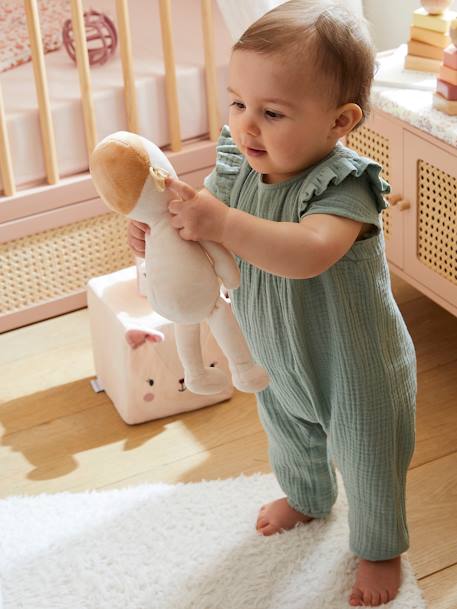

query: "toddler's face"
(228, 50), (338, 184)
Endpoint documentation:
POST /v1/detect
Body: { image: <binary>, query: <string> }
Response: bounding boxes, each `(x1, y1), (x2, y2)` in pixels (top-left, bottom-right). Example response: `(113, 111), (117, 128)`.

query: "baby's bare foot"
(349, 555), (401, 606)
(256, 497), (313, 536)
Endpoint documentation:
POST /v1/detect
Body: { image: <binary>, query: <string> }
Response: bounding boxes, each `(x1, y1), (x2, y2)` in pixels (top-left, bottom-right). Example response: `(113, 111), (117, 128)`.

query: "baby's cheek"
(143, 392), (155, 402)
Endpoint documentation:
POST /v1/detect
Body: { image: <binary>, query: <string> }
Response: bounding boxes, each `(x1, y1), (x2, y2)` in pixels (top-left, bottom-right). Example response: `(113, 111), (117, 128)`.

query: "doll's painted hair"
(232, 0), (376, 128)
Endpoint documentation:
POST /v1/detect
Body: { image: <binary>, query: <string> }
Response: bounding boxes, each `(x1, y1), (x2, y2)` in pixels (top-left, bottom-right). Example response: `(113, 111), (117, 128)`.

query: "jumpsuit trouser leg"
(257, 386), (338, 519)
(257, 382), (415, 561)
(328, 390), (416, 561)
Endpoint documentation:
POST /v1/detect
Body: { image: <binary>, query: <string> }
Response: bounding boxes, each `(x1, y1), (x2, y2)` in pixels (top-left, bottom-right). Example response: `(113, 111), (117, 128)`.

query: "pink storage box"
(87, 266), (234, 424)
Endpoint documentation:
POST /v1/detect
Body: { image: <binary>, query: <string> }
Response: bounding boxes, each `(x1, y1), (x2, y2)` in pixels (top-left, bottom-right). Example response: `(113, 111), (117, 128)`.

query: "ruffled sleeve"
(203, 125), (244, 206)
(298, 145), (391, 231)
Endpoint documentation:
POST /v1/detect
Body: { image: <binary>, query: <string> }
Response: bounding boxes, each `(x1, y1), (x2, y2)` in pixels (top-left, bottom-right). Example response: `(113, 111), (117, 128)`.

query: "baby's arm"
(165, 177), (363, 279)
(222, 210), (363, 279)
(127, 220), (149, 257)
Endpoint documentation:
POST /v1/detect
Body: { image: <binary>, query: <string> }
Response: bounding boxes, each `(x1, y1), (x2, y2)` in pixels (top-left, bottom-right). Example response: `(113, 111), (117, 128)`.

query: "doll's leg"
(206, 296), (269, 393)
(174, 322), (230, 395)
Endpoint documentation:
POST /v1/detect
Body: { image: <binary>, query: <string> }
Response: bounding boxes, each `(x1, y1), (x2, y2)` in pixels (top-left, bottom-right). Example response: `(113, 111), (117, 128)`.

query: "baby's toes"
(370, 591), (381, 606)
(380, 589), (390, 605)
(257, 522), (279, 536)
(349, 588), (364, 606)
(362, 590), (374, 606)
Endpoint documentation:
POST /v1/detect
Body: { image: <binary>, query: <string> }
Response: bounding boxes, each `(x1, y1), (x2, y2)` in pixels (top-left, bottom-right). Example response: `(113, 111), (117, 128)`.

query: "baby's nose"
(244, 123), (260, 137)
(240, 115), (260, 137)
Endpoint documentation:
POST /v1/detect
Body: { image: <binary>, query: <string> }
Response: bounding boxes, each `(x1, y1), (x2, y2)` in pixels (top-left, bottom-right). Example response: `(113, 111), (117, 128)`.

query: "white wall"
(216, 0), (364, 42)
(216, 1), (457, 52)
(364, 0), (457, 51)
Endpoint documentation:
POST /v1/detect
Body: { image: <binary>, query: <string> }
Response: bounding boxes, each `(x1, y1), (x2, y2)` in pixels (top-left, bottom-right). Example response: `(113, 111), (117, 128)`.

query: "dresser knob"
(398, 199), (411, 211)
(386, 194), (402, 205)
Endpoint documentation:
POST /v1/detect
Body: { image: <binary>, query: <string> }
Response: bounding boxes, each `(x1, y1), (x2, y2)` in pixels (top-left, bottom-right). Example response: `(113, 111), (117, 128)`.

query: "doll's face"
(228, 50), (339, 184)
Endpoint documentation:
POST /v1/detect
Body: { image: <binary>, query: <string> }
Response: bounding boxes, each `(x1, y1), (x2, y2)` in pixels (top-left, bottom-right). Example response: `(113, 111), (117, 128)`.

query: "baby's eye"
(230, 101), (245, 110)
(265, 110), (283, 119)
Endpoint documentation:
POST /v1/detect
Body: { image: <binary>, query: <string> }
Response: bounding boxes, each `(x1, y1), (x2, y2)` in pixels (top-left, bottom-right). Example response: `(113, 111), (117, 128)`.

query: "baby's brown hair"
(232, 0), (376, 128)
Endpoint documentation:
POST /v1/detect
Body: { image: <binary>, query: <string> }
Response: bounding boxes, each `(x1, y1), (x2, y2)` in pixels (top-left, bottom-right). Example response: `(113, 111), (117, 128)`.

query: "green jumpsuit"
(204, 125), (417, 561)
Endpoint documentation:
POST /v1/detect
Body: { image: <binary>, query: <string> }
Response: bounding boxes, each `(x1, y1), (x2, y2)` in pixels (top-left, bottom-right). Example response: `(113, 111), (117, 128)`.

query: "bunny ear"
(125, 329), (165, 349)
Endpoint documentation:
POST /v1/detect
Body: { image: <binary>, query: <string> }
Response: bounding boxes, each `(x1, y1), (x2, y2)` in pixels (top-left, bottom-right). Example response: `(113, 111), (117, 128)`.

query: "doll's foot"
(256, 497), (314, 536)
(185, 366), (231, 395)
(230, 361), (269, 393)
(349, 556), (401, 606)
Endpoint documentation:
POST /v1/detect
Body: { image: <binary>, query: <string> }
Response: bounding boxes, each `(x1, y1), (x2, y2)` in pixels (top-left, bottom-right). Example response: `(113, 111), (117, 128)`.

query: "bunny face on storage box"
(125, 321), (228, 421)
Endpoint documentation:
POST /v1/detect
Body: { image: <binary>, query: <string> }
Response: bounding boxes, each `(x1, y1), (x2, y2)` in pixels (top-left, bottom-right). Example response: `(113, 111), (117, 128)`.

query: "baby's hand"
(166, 176), (229, 243)
(127, 220), (150, 257)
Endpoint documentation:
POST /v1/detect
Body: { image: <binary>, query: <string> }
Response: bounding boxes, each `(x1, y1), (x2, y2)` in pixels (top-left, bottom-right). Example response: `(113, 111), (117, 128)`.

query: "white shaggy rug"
(0, 473), (427, 609)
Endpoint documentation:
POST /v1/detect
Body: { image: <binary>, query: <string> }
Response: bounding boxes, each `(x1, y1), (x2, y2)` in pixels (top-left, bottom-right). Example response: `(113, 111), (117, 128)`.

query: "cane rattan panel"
(417, 159), (457, 286)
(0, 213), (134, 315)
(346, 126), (392, 240)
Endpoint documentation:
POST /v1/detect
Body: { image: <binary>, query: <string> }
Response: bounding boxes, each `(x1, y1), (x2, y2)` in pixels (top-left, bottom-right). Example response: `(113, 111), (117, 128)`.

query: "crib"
(0, 0), (234, 333)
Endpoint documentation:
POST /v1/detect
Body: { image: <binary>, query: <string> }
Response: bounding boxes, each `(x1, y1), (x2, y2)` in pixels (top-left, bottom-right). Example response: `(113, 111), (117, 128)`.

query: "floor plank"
(411, 358), (457, 468)
(419, 564), (457, 609)
(0, 309), (94, 403)
(390, 272), (424, 305)
(0, 388), (264, 497)
(100, 431), (271, 491)
(407, 452), (457, 579)
(399, 296), (457, 374)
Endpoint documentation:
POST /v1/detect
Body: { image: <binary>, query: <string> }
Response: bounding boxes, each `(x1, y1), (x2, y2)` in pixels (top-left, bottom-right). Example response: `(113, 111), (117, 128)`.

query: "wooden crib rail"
(202, 0), (220, 142)
(0, 82), (15, 197)
(70, 0), (98, 155)
(159, 0), (182, 152)
(0, 0), (221, 200)
(24, 0), (60, 186)
(115, 0), (139, 134)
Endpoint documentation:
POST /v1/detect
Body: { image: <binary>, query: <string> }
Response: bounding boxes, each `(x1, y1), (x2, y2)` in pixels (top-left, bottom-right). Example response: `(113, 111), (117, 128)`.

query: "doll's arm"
(200, 240), (240, 289)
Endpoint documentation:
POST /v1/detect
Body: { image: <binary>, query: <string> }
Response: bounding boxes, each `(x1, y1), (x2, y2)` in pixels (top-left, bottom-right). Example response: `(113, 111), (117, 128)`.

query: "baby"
(128, 1), (416, 605)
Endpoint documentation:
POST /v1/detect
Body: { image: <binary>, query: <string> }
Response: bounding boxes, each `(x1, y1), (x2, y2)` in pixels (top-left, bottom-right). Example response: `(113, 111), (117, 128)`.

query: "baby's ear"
(332, 102), (363, 138)
(125, 329), (164, 349)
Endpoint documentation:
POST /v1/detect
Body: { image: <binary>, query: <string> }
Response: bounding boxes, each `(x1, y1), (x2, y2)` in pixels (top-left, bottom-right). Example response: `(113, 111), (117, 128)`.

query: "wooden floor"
(1, 272), (456, 608)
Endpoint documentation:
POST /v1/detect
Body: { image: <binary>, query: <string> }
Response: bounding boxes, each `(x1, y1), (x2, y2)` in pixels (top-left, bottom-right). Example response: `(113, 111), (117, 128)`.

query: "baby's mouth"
(246, 146), (267, 157)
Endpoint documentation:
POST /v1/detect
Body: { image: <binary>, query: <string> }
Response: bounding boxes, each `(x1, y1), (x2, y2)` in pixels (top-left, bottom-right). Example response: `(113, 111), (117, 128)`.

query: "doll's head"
(227, 0), (375, 184)
(90, 131), (175, 224)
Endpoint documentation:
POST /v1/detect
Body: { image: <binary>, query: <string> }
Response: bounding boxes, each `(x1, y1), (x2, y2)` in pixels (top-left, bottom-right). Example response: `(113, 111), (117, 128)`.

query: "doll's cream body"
(90, 131), (269, 395)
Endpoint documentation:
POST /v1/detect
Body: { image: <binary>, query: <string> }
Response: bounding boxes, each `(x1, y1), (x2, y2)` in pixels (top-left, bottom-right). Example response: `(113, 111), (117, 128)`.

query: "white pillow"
(216, 0), (364, 42)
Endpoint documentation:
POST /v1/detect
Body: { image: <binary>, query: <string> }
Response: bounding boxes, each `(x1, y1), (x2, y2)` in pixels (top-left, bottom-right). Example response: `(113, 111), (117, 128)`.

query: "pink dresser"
(346, 48), (457, 318)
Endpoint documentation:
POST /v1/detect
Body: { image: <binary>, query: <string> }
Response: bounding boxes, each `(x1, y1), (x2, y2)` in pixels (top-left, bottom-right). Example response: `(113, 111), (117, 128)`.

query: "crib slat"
(115, 0), (139, 134)
(70, 0), (97, 154)
(201, 0), (220, 141)
(24, 0), (59, 185)
(0, 82), (16, 197)
(159, 0), (182, 151)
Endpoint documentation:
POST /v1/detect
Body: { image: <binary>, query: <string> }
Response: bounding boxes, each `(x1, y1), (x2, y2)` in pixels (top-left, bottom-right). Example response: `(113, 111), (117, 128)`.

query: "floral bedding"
(0, 0), (70, 73)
